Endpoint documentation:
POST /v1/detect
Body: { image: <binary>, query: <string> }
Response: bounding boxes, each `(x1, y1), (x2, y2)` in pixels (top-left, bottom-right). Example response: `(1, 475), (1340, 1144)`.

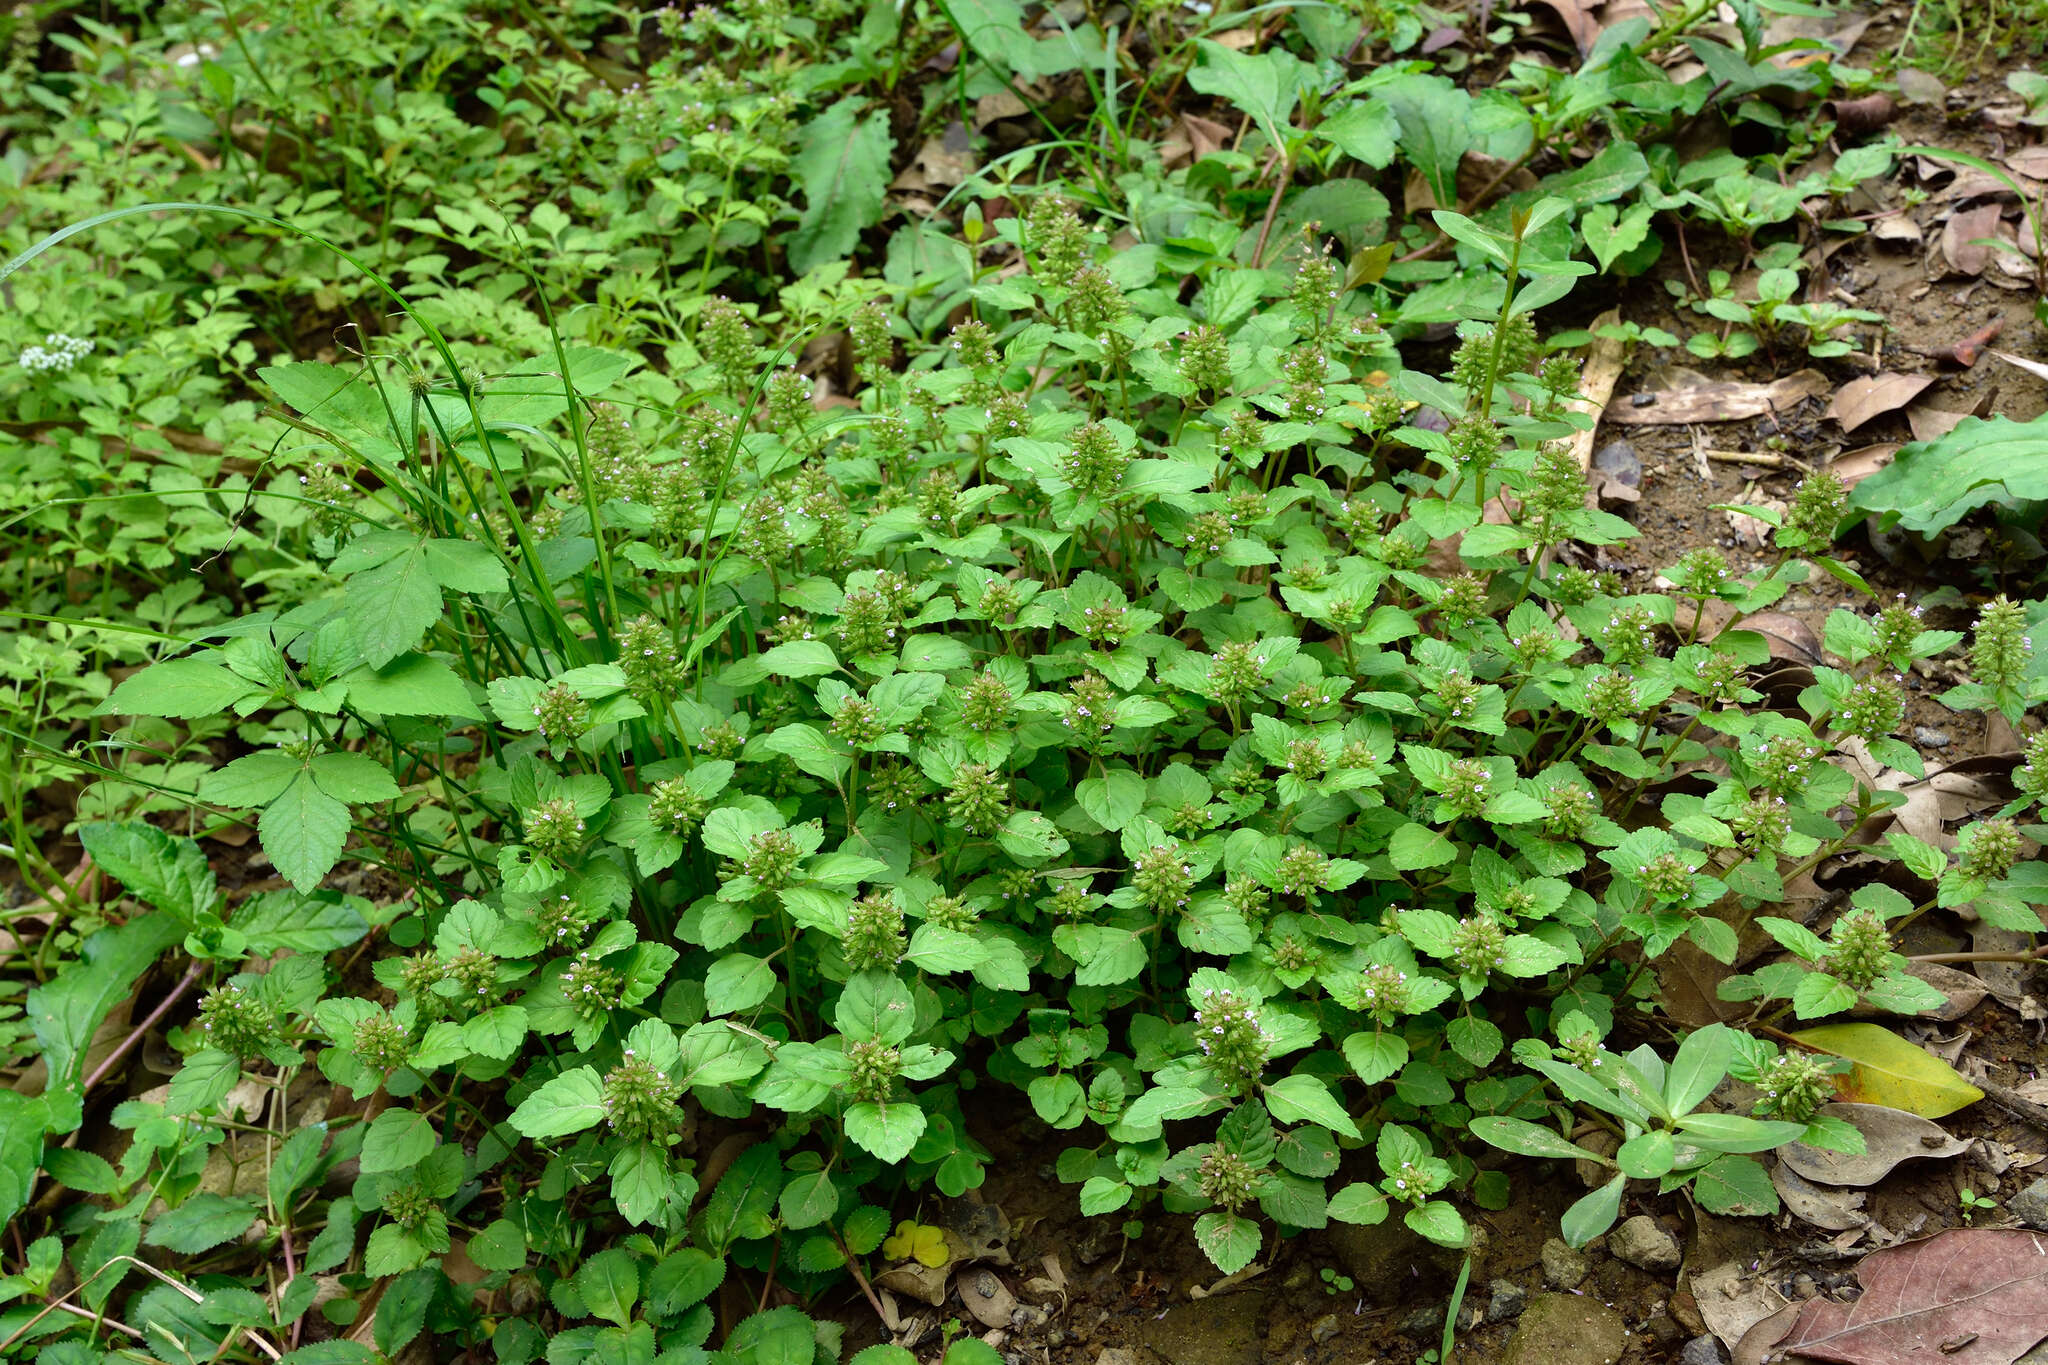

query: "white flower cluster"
(18, 333), (94, 374)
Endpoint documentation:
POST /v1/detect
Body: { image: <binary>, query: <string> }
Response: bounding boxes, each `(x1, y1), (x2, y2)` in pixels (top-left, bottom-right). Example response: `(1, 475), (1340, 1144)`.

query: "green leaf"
(1689, 1153), (1778, 1217)
(99, 657), (262, 718)
(778, 1171), (841, 1230)
(1192, 1210), (1263, 1274)
(346, 539), (444, 668)
(1404, 1201), (1467, 1248)
(1379, 73), (1471, 210)
(76, 822), (215, 924)
(1791, 1022), (1984, 1118)
(343, 653), (486, 719)
(789, 100), (895, 273)
(1561, 1174), (1625, 1248)
(28, 914), (182, 1131)
(0, 1093), (48, 1228)
(466, 1219), (528, 1273)
(577, 1247), (642, 1327)
(421, 538), (508, 594)
(1447, 1016), (1503, 1067)
(1079, 1177), (1132, 1214)
(511, 1066), (608, 1138)
(360, 1109), (436, 1173)
(232, 890), (370, 954)
(1664, 1024), (1733, 1115)
(1343, 1031), (1408, 1086)
(1469, 1116), (1606, 1164)
(647, 1248), (725, 1315)
(310, 751), (400, 803)
(845, 1100), (927, 1162)
(1326, 1180), (1389, 1226)
(167, 1050), (242, 1115)
(1389, 823), (1456, 870)
(764, 724), (851, 783)
(1076, 769), (1146, 831)
(1850, 415), (2048, 534)
(1262, 1074), (1361, 1138)
(260, 773), (351, 893)
(706, 954), (778, 1016)
(146, 1195), (258, 1253)
(1186, 41), (1309, 156)
(835, 971), (916, 1044)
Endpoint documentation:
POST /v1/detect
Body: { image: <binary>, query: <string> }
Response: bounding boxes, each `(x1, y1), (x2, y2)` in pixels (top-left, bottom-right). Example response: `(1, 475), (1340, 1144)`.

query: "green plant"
(1959, 1187), (1998, 1222)
(3, 0), (2042, 1357)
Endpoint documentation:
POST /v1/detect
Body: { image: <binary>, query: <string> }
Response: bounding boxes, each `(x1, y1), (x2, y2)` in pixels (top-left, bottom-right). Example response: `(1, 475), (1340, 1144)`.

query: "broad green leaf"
(76, 822), (216, 924)
(844, 1100), (927, 1161)
(1469, 1116), (1607, 1164)
(361, 1109), (436, 1172)
(28, 914), (181, 1131)
(99, 657), (262, 719)
(789, 100), (895, 274)
(1560, 1173), (1624, 1248)
(1379, 73), (1471, 210)
(0, 1093), (49, 1228)
(576, 1247), (642, 1327)
(146, 1195), (258, 1253)
(1262, 1074), (1361, 1139)
(511, 1067), (608, 1138)
(1187, 41), (1309, 156)
(1192, 1209), (1263, 1274)
(1076, 769), (1146, 831)
(260, 773), (351, 893)
(346, 539), (444, 668)
(343, 653), (486, 719)
(466, 1219), (528, 1273)
(778, 1171), (840, 1230)
(232, 890), (370, 954)
(1850, 415), (2048, 534)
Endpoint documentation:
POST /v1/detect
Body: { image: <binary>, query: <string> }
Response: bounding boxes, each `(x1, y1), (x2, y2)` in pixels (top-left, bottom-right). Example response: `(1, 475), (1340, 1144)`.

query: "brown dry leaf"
(1656, 939), (1739, 1026)
(1848, 962), (1986, 1022)
(875, 1261), (951, 1306)
(1778, 1103), (1971, 1187)
(1569, 308), (1627, 476)
(1972, 926), (2037, 1010)
(1687, 1214), (1784, 1349)
(1871, 213), (1924, 248)
(1159, 113), (1234, 169)
(973, 88), (1029, 127)
(1748, 1228), (2048, 1365)
(1992, 348), (2048, 384)
(1827, 373), (1936, 432)
(1772, 1161), (1870, 1232)
(1208, 27), (1261, 48)
(1606, 369), (1830, 425)
(1906, 405), (1976, 442)
(1530, 0), (1601, 53)
(896, 121), (975, 189)
(1730, 611), (1823, 667)
(1831, 442), (1900, 489)
(2009, 146), (2048, 180)
(1943, 202), (2009, 276)
(1896, 68), (1946, 105)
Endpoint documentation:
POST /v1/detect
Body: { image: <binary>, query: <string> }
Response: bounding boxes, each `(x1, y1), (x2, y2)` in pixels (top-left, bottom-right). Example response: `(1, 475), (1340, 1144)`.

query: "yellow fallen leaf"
(1790, 1022), (1983, 1119)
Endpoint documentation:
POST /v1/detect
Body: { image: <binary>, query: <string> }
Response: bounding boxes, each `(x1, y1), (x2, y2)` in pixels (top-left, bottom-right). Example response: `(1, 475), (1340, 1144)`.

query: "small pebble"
(1632, 391), (1658, 407)
(1592, 439), (1643, 488)
(1310, 1313), (1341, 1346)
(1914, 725), (1951, 748)
(1488, 1277), (1529, 1322)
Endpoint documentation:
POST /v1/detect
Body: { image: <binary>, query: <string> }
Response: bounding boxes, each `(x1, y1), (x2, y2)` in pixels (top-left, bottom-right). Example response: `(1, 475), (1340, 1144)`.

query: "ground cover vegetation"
(2, 0), (2047, 1360)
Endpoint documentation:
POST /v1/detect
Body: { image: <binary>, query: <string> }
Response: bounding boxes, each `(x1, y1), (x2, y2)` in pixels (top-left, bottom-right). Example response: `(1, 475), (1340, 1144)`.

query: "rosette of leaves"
(511, 1019), (768, 1226)
(1486, 1024), (1858, 1245)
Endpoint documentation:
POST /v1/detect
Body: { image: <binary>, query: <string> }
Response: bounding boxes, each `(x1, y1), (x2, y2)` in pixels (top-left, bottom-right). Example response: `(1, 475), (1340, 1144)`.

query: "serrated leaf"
(259, 773), (351, 893)
(511, 1066), (608, 1138)
(844, 1100), (926, 1162)
(1193, 1209), (1263, 1274)
(789, 100), (894, 273)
